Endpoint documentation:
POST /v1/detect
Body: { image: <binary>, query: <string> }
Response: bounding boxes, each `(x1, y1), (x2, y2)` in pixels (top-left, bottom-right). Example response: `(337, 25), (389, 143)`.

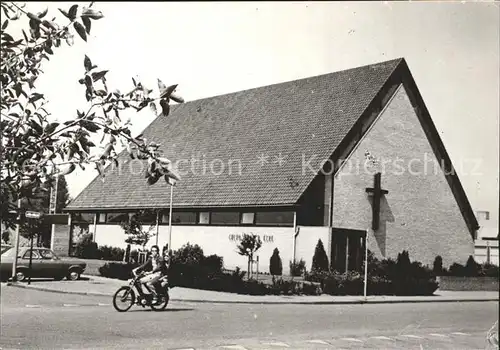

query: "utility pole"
(11, 199), (21, 282)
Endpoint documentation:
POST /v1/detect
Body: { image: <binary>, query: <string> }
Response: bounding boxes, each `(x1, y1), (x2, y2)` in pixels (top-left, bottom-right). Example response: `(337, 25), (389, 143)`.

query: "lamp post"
(11, 199), (21, 282)
(168, 184), (173, 256)
(363, 229), (369, 300)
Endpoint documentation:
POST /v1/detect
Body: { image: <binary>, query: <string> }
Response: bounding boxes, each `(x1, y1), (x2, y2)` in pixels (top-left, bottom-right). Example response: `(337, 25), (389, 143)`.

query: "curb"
(6, 283), (499, 305)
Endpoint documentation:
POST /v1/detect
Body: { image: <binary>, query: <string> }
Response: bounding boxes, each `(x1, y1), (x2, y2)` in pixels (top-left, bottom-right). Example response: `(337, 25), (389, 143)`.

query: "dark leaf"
(82, 16), (91, 34)
(132, 77), (137, 86)
(68, 5), (79, 20)
(58, 8), (70, 19)
(29, 120), (43, 135)
(37, 8), (48, 19)
(22, 30), (29, 43)
(27, 12), (42, 24)
(147, 173), (161, 186)
(2, 19), (7, 30)
(44, 122), (59, 135)
(73, 21), (87, 42)
(63, 120), (74, 126)
(137, 100), (149, 112)
(29, 93), (44, 104)
(83, 55), (92, 72)
(85, 75), (93, 89)
(80, 120), (100, 132)
(91, 70), (108, 82)
(160, 99), (170, 116)
(160, 83), (178, 99)
(29, 18), (40, 31)
(1, 32), (14, 42)
(44, 45), (53, 55)
(78, 78), (85, 84)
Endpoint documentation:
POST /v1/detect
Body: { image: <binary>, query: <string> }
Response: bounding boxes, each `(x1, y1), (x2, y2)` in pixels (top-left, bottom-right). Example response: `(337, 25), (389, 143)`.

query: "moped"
(112, 271), (169, 312)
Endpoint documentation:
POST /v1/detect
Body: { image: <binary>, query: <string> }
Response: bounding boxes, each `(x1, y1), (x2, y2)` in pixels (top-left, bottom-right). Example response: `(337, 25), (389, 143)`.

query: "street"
(1, 285), (498, 350)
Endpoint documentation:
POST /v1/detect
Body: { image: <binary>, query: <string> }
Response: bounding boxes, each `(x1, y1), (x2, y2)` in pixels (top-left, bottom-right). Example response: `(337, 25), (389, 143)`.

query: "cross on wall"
(365, 172), (389, 231)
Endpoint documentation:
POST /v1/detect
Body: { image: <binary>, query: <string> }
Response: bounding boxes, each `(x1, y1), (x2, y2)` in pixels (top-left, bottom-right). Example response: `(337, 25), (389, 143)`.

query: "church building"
(64, 58), (479, 274)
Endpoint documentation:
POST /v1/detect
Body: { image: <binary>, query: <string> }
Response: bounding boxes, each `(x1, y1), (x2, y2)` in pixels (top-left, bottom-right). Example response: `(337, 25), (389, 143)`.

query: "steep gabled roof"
(67, 58), (403, 210)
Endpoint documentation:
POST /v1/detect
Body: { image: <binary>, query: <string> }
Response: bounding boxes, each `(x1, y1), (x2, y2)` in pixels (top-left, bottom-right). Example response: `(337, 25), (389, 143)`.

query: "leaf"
(68, 5), (79, 20)
(2, 19), (7, 30)
(85, 75), (93, 89)
(160, 99), (170, 116)
(66, 34), (74, 46)
(22, 30), (29, 43)
(37, 8), (48, 19)
(132, 77), (137, 87)
(82, 16), (91, 34)
(169, 92), (184, 104)
(80, 120), (100, 132)
(29, 93), (44, 104)
(58, 8), (70, 19)
(29, 120), (43, 135)
(73, 21), (87, 42)
(27, 12), (42, 24)
(44, 122), (59, 135)
(58, 163), (76, 176)
(149, 102), (157, 115)
(91, 70), (108, 82)
(161, 84), (178, 99)
(81, 8), (104, 20)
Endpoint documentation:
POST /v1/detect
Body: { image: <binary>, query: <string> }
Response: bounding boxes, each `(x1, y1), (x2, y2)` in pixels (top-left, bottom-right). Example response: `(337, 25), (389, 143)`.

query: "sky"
(11, 1), (500, 222)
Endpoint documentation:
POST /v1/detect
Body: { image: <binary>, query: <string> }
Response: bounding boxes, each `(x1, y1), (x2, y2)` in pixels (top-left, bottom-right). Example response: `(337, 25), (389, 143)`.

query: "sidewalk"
(6, 274), (499, 305)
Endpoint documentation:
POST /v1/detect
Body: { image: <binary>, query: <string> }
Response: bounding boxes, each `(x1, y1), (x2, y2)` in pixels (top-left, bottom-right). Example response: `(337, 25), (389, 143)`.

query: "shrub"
(269, 248), (283, 276)
(311, 239), (329, 273)
(433, 255), (444, 275)
(98, 262), (138, 280)
(74, 233), (98, 259)
(446, 259), (499, 278)
(289, 259), (306, 277)
(97, 245), (125, 261)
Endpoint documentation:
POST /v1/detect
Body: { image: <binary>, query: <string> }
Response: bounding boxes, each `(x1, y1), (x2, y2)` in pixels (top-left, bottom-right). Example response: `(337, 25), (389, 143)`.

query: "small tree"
(311, 239), (329, 273)
(269, 247), (283, 276)
(120, 210), (156, 252)
(236, 233), (262, 279)
(433, 255), (444, 275)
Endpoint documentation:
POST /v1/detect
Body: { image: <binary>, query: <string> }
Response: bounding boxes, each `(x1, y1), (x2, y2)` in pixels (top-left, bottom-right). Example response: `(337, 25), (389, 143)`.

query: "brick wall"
(332, 84), (474, 268)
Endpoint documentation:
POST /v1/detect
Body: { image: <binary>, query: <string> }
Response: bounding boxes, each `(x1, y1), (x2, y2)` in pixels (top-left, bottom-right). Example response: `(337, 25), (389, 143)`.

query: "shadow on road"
(129, 308), (195, 313)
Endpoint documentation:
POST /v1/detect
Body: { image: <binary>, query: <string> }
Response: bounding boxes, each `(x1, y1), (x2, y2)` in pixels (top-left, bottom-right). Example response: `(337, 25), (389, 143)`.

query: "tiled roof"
(67, 58), (403, 210)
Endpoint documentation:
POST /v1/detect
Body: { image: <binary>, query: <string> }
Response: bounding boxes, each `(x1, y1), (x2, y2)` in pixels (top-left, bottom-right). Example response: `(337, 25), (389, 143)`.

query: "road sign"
(25, 211), (42, 219)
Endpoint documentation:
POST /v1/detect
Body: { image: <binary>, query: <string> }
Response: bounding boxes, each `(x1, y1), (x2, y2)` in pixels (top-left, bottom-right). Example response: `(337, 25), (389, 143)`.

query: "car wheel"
(16, 270), (27, 282)
(67, 269), (81, 281)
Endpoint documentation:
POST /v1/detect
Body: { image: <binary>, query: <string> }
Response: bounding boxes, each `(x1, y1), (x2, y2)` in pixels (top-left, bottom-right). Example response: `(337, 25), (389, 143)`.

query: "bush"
(290, 259), (306, 277)
(97, 245), (125, 261)
(74, 233), (98, 259)
(305, 250), (439, 296)
(98, 262), (138, 280)
(445, 258), (499, 278)
(269, 248), (283, 276)
(311, 239), (329, 273)
(433, 255), (444, 275)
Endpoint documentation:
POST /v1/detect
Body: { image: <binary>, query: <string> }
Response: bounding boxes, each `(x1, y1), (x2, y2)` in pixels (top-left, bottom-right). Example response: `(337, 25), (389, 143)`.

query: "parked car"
(0, 247), (86, 282)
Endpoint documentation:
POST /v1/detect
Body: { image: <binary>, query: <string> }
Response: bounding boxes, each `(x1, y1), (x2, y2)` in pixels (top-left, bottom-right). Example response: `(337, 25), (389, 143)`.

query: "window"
(161, 212), (169, 223)
(198, 212), (210, 224)
(137, 211), (157, 225)
(39, 249), (56, 260)
(171, 212), (197, 224)
(72, 213), (95, 224)
(106, 213), (129, 223)
(241, 212), (255, 224)
(22, 250), (41, 259)
(98, 213), (106, 223)
(211, 212), (240, 225)
(255, 211), (294, 226)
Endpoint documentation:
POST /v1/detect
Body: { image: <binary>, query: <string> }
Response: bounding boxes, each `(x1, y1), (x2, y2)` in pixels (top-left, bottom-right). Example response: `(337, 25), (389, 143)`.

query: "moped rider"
(132, 245), (167, 296)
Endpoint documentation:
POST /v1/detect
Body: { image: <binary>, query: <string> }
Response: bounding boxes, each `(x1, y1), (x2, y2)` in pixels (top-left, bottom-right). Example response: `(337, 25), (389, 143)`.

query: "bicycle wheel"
(150, 292), (169, 311)
(113, 286), (135, 312)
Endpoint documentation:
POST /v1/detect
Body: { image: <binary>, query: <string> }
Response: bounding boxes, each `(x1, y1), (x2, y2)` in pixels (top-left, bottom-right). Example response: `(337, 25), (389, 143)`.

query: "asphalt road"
(1, 285), (498, 350)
